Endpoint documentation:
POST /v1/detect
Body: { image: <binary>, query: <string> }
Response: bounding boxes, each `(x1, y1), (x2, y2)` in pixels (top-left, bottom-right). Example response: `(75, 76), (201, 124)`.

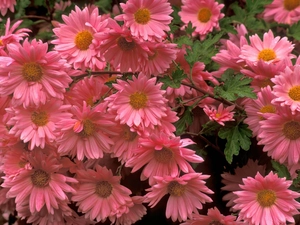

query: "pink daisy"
(239, 29), (295, 65)
(115, 0), (173, 41)
(6, 99), (72, 150)
(179, 0), (224, 40)
(180, 207), (242, 225)
(144, 173), (213, 222)
(0, 39), (72, 108)
(244, 86), (277, 137)
(0, 0), (16, 16)
(221, 159), (266, 210)
(233, 171), (300, 225)
(98, 19), (149, 72)
(271, 65), (300, 114)
(125, 133), (203, 185)
(2, 150), (77, 214)
(263, 0), (300, 25)
(52, 6), (109, 70)
(106, 74), (168, 128)
(56, 102), (117, 160)
(258, 105), (300, 165)
(72, 165), (133, 223)
(203, 103), (235, 126)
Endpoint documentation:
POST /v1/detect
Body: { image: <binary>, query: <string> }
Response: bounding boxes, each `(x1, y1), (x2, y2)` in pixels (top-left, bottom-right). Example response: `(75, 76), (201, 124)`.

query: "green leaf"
(15, 0), (31, 18)
(218, 123), (252, 164)
(201, 121), (221, 136)
(214, 70), (256, 101)
(174, 107), (193, 136)
(94, 0), (112, 13)
(185, 22), (195, 35)
(161, 69), (187, 89)
(287, 21), (300, 40)
(34, 0), (45, 6)
(271, 160), (291, 179)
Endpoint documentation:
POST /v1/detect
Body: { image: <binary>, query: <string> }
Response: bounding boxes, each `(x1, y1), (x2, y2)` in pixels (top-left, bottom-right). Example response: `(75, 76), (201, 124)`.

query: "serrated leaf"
(185, 22), (196, 35)
(214, 70), (256, 101)
(271, 160), (291, 179)
(201, 121), (221, 136)
(174, 107), (193, 136)
(175, 36), (193, 48)
(161, 69), (187, 89)
(218, 123), (252, 164)
(15, 0), (31, 18)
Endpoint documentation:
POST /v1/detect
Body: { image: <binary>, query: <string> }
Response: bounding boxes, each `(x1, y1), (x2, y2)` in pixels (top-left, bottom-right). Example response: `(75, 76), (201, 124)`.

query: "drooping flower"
(52, 6), (109, 70)
(203, 103), (235, 126)
(0, 39), (72, 108)
(72, 165), (133, 223)
(233, 171), (300, 225)
(263, 0), (300, 25)
(125, 133), (203, 185)
(0, 0), (16, 16)
(115, 0), (173, 41)
(144, 173), (213, 222)
(106, 74), (168, 128)
(179, 0), (224, 40)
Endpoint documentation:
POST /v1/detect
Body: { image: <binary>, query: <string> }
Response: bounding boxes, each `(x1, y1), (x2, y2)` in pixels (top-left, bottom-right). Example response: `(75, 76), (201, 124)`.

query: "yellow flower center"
(18, 160), (27, 168)
(198, 8), (212, 23)
(31, 169), (50, 187)
(257, 49), (276, 62)
(283, 121), (300, 140)
(284, 0), (300, 11)
(129, 91), (148, 109)
(22, 62), (43, 82)
(167, 181), (185, 197)
(74, 30), (93, 50)
(86, 97), (94, 107)
(95, 181), (113, 198)
(80, 119), (95, 137)
(257, 78), (274, 89)
(154, 147), (173, 164)
(134, 8), (151, 24)
(256, 189), (276, 207)
(288, 85), (300, 101)
(31, 111), (48, 126)
(259, 105), (276, 114)
(0, 39), (3, 46)
(123, 125), (137, 141)
(117, 37), (136, 52)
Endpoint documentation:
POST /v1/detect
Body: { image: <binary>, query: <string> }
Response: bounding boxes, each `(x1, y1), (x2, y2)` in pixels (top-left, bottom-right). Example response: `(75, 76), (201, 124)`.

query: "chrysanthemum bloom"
(179, 0), (224, 40)
(0, 18), (30, 56)
(0, 0), (16, 16)
(115, 0), (173, 41)
(144, 173), (213, 222)
(233, 171), (300, 225)
(239, 30), (295, 65)
(180, 207), (242, 225)
(203, 103), (235, 126)
(221, 159), (266, 210)
(125, 133), (203, 185)
(56, 102), (117, 160)
(0, 39), (72, 108)
(72, 165), (133, 223)
(98, 20), (149, 72)
(52, 6), (109, 70)
(263, 0), (300, 25)
(258, 105), (300, 165)
(2, 150), (77, 214)
(6, 99), (72, 150)
(244, 86), (277, 137)
(106, 74), (167, 128)
(271, 65), (300, 114)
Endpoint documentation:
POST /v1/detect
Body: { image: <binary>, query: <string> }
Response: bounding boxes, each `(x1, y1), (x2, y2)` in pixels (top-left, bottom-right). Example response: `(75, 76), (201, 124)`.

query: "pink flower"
(263, 0), (300, 25)
(258, 105), (300, 165)
(144, 173), (213, 222)
(125, 133), (203, 185)
(203, 103), (235, 126)
(0, 0), (16, 16)
(179, 0), (224, 40)
(240, 30), (295, 65)
(106, 74), (168, 128)
(72, 165), (133, 223)
(52, 6), (109, 70)
(180, 207), (242, 225)
(115, 0), (173, 41)
(233, 171), (300, 225)
(0, 39), (72, 108)
(271, 65), (300, 114)
(56, 102), (117, 160)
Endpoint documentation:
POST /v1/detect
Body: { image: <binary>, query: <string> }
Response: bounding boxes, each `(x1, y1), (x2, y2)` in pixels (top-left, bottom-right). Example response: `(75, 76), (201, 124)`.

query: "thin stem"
(12, 15), (51, 24)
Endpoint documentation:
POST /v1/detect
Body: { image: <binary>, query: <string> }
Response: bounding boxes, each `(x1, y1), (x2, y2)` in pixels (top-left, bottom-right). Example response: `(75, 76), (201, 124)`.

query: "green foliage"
(218, 123), (252, 164)
(214, 69), (256, 101)
(15, 0), (31, 18)
(174, 107), (193, 136)
(169, 6), (181, 33)
(287, 21), (300, 40)
(185, 22), (195, 36)
(271, 160), (291, 179)
(94, 0), (112, 13)
(201, 121), (221, 136)
(174, 36), (193, 48)
(34, 0), (45, 6)
(161, 69), (186, 89)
